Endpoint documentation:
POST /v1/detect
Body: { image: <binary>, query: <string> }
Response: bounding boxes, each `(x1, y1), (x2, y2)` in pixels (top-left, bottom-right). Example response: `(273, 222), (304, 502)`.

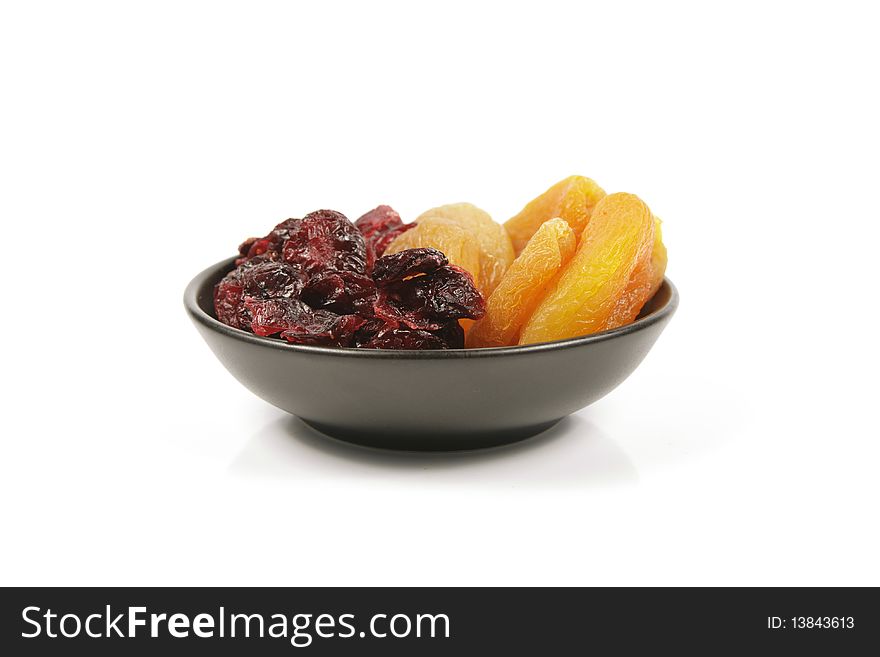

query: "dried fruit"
(359, 326), (453, 350)
(373, 255), (485, 331)
(214, 275), (245, 329)
(647, 217), (668, 299)
(354, 316), (465, 350)
(467, 218), (576, 348)
(245, 297), (365, 347)
(418, 265), (486, 322)
(372, 247), (448, 285)
(518, 193), (655, 345)
(216, 210), (487, 350)
(411, 203), (514, 296)
(384, 217), (483, 290)
(213, 179), (668, 351)
(301, 270), (377, 316)
(282, 209), (369, 275)
(504, 176), (606, 254)
(355, 205), (415, 264)
(214, 257), (306, 330)
(601, 217), (667, 330)
(236, 218), (302, 265)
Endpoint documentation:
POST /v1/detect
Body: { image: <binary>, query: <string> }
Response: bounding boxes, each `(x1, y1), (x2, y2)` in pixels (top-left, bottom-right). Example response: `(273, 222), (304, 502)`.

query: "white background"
(1, 1), (878, 586)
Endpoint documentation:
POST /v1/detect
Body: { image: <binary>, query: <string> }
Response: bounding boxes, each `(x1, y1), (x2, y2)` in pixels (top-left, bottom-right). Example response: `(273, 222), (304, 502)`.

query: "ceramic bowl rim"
(185, 257), (679, 360)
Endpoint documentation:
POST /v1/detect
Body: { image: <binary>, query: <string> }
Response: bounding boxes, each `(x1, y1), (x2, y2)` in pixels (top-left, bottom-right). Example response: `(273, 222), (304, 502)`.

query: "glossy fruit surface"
(519, 193), (654, 344)
(467, 218), (576, 348)
(504, 175), (606, 253)
(602, 217), (668, 330)
(214, 211), (484, 349)
(354, 204), (415, 266)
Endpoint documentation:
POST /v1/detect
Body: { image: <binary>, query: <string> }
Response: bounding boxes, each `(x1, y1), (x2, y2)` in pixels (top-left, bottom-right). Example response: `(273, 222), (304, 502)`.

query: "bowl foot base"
(299, 418), (563, 452)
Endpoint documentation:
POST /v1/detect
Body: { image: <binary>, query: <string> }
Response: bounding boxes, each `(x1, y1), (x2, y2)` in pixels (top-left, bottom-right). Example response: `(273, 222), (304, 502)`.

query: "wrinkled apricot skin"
(387, 203), (513, 299)
(467, 218), (576, 348)
(384, 217), (483, 287)
(602, 217), (667, 330)
(518, 193), (655, 345)
(414, 203), (514, 296)
(647, 217), (668, 299)
(504, 176), (606, 254)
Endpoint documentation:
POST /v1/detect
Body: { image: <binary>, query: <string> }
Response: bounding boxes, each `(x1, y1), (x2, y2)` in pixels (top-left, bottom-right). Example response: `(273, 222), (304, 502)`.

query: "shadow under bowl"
(185, 258), (678, 451)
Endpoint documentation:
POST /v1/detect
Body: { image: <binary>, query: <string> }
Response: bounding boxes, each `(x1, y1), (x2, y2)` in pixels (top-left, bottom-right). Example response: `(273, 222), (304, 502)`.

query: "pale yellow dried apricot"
(504, 176), (606, 254)
(466, 218), (576, 348)
(518, 193), (654, 344)
(384, 216), (483, 286)
(412, 203), (514, 296)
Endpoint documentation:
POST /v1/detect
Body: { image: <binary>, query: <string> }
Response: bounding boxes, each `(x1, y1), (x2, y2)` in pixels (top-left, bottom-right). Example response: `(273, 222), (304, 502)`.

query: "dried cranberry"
(214, 209), (486, 351)
(236, 237), (260, 264)
(355, 205), (416, 260)
(351, 318), (387, 347)
(236, 218), (302, 265)
(240, 260), (305, 299)
(214, 277), (246, 329)
(244, 297), (364, 347)
(373, 263), (485, 329)
(282, 210), (368, 275)
(419, 265), (486, 321)
(356, 320), (464, 350)
(373, 284), (443, 330)
(301, 271), (377, 316)
(360, 326), (448, 350)
(214, 257), (305, 329)
(432, 320), (465, 348)
(372, 247), (447, 286)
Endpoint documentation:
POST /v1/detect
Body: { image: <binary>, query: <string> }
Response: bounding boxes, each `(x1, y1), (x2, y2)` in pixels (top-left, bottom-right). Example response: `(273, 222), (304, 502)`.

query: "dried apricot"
(602, 217), (667, 330)
(466, 218), (576, 348)
(384, 216), (483, 288)
(518, 193), (654, 344)
(647, 217), (668, 299)
(504, 176), (606, 254)
(413, 203), (514, 296)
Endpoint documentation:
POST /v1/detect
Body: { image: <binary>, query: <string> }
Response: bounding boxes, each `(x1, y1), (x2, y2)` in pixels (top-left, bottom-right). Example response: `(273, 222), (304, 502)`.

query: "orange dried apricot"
(466, 218), (576, 348)
(601, 217), (667, 330)
(504, 176), (606, 254)
(647, 217), (668, 299)
(518, 193), (655, 345)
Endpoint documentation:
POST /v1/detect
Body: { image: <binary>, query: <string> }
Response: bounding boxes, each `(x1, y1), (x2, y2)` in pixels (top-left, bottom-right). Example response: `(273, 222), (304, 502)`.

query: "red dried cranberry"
(282, 210), (368, 275)
(244, 297), (364, 347)
(301, 271), (377, 316)
(236, 218), (303, 265)
(351, 318), (387, 347)
(215, 210), (486, 351)
(236, 237), (260, 264)
(373, 284), (443, 330)
(419, 265), (486, 321)
(214, 277), (246, 329)
(372, 247), (447, 286)
(360, 326), (448, 350)
(355, 205), (416, 260)
(240, 260), (305, 299)
(432, 320), (465, 348)
(373, 263), (485, 329)
(356, 320), (464, 350)
(214, 257), (305, 329)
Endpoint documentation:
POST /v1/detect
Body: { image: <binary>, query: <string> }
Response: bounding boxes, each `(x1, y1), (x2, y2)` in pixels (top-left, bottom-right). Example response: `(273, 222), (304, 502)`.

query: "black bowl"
(185, 258), (678, 451)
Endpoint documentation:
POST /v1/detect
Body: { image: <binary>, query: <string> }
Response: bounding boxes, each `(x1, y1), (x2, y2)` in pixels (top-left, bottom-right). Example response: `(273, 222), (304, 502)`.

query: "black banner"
(1, 587), (876, 654)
